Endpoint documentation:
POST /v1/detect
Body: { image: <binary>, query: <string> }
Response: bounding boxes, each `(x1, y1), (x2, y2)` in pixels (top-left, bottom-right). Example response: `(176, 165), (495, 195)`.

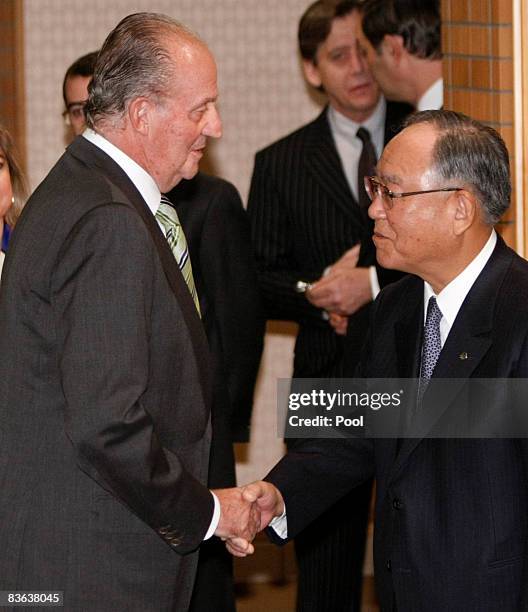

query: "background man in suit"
(357, 0), (443, 110)
(169, 174), (264, 612)
(0, 13), (259, 611)
(234, 110), (528, 612)
(247, 1), (410, 608)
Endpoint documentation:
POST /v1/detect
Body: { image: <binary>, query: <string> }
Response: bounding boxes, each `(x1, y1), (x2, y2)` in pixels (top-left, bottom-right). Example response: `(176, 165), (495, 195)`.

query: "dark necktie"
(417, 296), (443, 404)
(356, 127), (377, 209)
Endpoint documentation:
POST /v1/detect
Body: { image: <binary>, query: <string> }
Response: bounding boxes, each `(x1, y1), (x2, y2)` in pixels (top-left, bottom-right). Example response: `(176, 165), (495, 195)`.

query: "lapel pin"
(459, 352), (468, 360)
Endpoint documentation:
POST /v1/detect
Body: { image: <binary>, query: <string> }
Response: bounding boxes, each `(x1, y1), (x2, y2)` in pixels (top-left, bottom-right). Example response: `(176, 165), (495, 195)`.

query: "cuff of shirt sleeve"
(369, 265), (380, 300)
(269, 504), (288, 540)
(204, 491), (221, 540)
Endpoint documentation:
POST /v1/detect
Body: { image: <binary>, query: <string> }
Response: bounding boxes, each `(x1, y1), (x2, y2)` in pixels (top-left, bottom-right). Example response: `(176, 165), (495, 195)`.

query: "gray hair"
(404, 110), (510, 224)
(85, 13), (200, 129)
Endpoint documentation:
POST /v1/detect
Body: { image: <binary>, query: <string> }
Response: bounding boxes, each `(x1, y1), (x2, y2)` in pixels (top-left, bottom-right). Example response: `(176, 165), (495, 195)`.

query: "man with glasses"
(232, 110), (528, 612)
(62, 51), (98, 139)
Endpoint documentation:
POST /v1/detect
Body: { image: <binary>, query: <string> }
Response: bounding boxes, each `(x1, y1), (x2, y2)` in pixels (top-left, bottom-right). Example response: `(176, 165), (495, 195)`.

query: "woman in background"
(0, 126), (27, 279)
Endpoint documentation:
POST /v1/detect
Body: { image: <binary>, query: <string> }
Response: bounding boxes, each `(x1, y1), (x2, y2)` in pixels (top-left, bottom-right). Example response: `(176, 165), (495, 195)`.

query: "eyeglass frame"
(364, 176), (463, 210)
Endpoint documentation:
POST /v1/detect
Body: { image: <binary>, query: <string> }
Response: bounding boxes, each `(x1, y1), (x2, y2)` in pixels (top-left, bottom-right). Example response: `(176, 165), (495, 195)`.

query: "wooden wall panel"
(443, 0), (515, 248)
(0, 0), (25, 168)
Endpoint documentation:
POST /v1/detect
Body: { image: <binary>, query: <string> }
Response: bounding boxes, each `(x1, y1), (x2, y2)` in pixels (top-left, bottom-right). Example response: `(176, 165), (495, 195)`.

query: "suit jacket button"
(386, 560), (392, 571)
(392, 498), (403, 510)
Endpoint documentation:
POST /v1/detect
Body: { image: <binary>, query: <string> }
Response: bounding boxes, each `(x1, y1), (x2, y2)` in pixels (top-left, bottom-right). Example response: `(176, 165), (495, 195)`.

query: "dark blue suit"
(267, 235), (528, 611)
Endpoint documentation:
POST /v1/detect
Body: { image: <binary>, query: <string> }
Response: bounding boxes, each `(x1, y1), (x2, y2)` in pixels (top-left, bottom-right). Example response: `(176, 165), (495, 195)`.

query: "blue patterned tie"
(418, 296), (443, 403)
(155, 195), (201, 316)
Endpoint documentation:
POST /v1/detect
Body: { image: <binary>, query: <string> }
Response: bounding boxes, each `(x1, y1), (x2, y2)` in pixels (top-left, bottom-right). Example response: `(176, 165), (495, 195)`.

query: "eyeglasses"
(364, 176), (463, 210)
(62, 101), (87, 126)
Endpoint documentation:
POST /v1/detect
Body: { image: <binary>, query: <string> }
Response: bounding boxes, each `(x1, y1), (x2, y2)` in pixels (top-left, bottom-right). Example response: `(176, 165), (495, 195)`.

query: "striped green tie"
(156, 195), (201, 316)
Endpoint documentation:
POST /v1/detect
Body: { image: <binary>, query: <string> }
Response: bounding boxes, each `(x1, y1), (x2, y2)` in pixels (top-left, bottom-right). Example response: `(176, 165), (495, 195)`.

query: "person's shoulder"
(187, 172), (239, 195)
(375, 273), (420, 313)
(255, 110), (327, 160)
(170, 172), (242, 207)
(385, 101), (414, 137)
(502, 242), (528, 295)
(29, 149), (115, 216)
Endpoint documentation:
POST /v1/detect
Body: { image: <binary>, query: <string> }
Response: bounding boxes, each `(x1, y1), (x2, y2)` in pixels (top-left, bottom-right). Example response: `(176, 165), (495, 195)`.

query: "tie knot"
(160, 194), (173, 207)
(425, 296), (443, 327)
(156, 195), (180, 227)
(356, 126), (372, 145)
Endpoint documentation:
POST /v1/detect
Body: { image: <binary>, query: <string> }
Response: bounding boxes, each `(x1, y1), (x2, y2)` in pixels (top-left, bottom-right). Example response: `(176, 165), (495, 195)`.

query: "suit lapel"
(383, 101), (414, 145)
(393, 278), (423, 379)
(66, 137), (211, 391)
(303, 109), (364, 225)
(303, 103), (412, 228)
(390, 237), (512, 480)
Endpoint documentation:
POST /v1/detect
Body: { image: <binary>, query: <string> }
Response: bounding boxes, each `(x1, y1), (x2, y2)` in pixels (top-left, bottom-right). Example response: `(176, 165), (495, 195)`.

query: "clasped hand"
(213, 482), (285, 557)
(305, 244), (372, 334)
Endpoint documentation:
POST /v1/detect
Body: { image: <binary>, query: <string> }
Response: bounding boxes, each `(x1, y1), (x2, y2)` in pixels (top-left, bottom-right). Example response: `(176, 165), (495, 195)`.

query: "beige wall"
(23, 0), (322, 198)
(23, 0), (324, 482)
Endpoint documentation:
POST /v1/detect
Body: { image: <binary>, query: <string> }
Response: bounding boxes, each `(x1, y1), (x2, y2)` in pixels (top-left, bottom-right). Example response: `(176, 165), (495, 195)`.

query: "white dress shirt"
(327, 97), (387, 298)
(424, 230), (496, 347)
(417, 78), (444, 111)
(0, 250), (5, 280)
(272, 229), (497, 540)
(328, 97), (386, 202)
(82, 129), (220, 540)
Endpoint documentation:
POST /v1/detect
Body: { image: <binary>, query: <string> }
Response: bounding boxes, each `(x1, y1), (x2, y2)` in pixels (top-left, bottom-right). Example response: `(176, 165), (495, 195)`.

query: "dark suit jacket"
(169, 172), (264, 488)
(267, 236), (528, 611)
(0, 137), (214, 611)
(247, 102), (411, 377)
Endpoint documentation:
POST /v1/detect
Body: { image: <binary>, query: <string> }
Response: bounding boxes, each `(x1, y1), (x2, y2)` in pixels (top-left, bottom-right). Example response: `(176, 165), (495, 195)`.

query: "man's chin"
(181, 162), (200, 181)
(374, 247), (396, 270)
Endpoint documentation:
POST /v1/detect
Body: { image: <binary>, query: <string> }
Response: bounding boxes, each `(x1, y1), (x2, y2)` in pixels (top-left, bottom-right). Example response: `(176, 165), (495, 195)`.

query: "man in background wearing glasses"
(232, 110), (528, 612)
(62, 51), (98, 140)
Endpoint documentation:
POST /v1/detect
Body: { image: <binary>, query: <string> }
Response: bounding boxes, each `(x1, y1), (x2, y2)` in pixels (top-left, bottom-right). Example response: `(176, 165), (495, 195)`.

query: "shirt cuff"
(269, 504), (288, 539)
(204, 491), (221, 540)
(369, 265), (380, 300)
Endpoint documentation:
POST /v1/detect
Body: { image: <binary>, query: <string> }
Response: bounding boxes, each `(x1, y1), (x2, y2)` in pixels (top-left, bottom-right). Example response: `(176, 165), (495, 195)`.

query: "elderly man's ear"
(452, 189), (479, 236)
(128, 97), (152, 134)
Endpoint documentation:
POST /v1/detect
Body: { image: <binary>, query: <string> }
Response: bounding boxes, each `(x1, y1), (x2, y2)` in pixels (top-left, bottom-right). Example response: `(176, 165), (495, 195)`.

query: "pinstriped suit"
(248, 104), (410, 379)
(247, 102), (411, 610)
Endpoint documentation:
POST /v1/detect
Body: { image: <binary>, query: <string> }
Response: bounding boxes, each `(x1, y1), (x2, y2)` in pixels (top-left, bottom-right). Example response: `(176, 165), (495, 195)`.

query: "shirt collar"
(417, 78), (444, 111)
(423, 229), (497, 326)
(83, 128), (161, 216)
(327, 96), (386, 155)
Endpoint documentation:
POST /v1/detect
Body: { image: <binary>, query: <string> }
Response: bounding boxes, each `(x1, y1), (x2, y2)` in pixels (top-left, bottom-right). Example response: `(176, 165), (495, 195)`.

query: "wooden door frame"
(514, 0), (527, 256)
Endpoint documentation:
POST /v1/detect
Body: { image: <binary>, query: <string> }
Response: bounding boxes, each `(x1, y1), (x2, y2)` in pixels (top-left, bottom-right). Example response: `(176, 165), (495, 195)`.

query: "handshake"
(212, 481), (284, 556)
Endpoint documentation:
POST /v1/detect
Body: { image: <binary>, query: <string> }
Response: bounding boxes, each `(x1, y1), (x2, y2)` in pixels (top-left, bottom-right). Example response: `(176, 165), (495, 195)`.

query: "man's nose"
(349, 47), (366, 74)
(368, 193), (386, 220)
(204, 105), (222, 139)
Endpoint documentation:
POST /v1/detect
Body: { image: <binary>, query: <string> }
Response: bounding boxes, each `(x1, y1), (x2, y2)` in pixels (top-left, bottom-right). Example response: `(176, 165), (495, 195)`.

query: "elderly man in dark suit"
(233, 110), (528, 612)
(247, 0), (410, 609)
(0, 13), (259, 611)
